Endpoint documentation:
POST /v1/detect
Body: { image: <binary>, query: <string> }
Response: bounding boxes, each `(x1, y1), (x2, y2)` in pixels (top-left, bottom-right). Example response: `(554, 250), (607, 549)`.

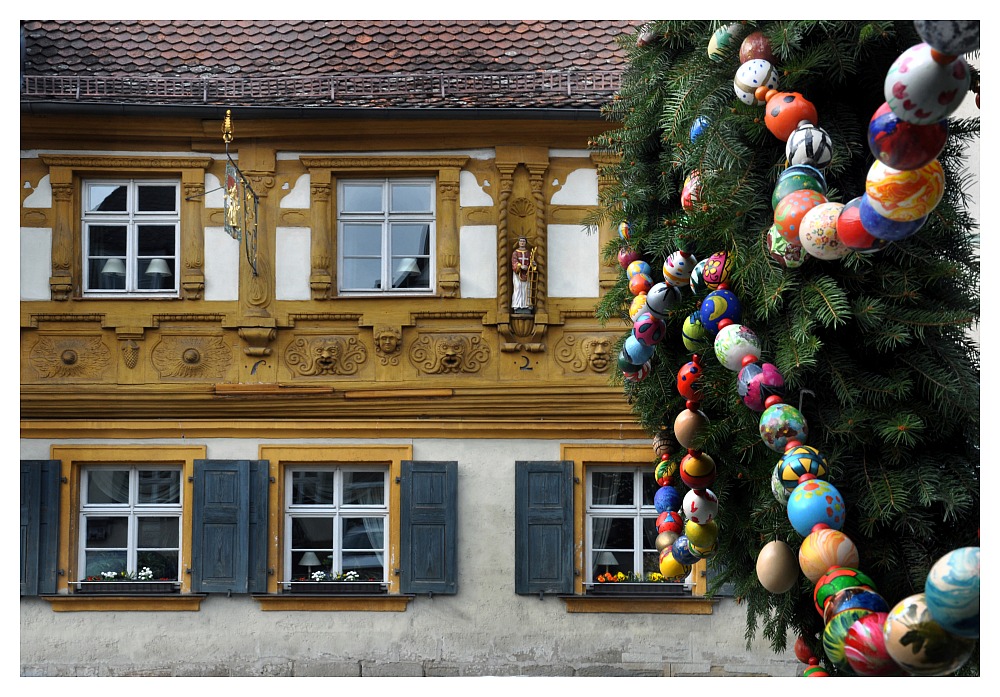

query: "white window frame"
(77, 465), (183, 583)
(282, 464), (390, 588)
(585, 465), (661, 584)
(337, 177), (435, 295)
(81, 178), (181, 297)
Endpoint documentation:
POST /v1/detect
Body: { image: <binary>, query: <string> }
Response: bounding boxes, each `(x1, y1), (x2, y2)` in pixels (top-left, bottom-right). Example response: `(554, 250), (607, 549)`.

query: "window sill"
(253, 593), (413, 612)
(42, 594), (205, 612)
(586, 583), (690, 597)
(562, 595), (717, 614)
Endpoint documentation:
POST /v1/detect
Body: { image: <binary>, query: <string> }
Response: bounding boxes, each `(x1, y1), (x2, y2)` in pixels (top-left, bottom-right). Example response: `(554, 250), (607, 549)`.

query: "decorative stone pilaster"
(181, 178), (205, 299)
(309, 173), (333, 300)
(437, 176), (460, 297)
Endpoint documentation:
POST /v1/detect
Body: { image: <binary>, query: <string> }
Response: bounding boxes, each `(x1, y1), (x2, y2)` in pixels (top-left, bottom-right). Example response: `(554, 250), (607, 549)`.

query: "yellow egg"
(756, 540), (799, 594)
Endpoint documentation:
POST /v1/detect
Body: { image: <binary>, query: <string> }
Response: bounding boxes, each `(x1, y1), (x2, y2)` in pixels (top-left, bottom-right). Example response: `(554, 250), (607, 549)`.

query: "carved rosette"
(554, 334), (614, 374)
(408, 334), (491, 374)
(150, 335), (233, 379)
(284, 336), (367, 377)
(28, 335), (112, 380)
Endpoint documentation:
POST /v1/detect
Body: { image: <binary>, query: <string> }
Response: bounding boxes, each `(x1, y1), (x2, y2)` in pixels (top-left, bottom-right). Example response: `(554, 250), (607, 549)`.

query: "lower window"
(586, 466), (662, 585)
(78, 465), (182, 589)
(284, 465), (389, 591)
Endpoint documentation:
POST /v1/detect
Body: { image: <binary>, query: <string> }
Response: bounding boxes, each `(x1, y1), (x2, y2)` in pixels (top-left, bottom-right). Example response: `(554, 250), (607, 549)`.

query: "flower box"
(587, 582), (687, 596)
(285, 582), (387, 595)
(75, 581), (179, 595)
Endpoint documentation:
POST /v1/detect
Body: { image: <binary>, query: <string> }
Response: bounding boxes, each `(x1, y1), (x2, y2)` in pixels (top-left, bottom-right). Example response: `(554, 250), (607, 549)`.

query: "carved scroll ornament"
(284, 335), (367, 376)
(408, 334), (490, 375)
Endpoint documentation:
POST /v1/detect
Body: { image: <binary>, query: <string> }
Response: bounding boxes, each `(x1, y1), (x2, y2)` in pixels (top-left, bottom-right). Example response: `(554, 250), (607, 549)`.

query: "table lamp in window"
(298, 551), (321, 580)
(146, 258), (172, 289)
(101, 258), (125, 289)
(596, 551), (618, 576)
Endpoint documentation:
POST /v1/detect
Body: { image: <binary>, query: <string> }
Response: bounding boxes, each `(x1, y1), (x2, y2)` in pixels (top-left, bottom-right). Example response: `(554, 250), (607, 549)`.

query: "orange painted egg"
(865, 159), (945, 222)
(774, 189), (827, 246)
(799, 527), (859, 583)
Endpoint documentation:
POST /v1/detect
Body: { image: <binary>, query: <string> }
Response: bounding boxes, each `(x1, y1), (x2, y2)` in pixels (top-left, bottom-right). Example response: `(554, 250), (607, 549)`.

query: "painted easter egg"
(676, 356), (704, 401)
(756, 540), (799, 594)
(824, 586), (890, 626)
(629, 292), (648, 321)
(763, 224), (807, 269)
(682, 487), (718, 525)
(658, 548), (691, 580)
(843, 612), (902, 676)
(786, 122), (833, 169)
(652, 429), (678, 458)
(772, 170), (826, 209)
(777, 164), (827, 192)
(765, 92), (818, 141)
(708, 23), (740, 61)
(799, 526), (859, 583)
(679, 450), (716, 489)
(824, 606), (878, 673)
(690, 115), (710, 142)
(673, 408), (709, 450)
(626, 259), (652, 280)
(622, 360), (651, 383)
(734, 59), (779, 106)
(787, 479), (846, 537)
(654, 457), (678, 486)
(656, 531), (679, 551)
(700, 288), (741, 334)
(670, 535), (701, 565)
(681, 311), (710, 351)
(865, 159), (945, 222)
(714, 323), (761, 371)
(663, 250), (698, 287)
(924, 546), (980, 638)
(622, 334), (654, 366)
(684, 518), (718, 549)
(628, 272), (653, 296)
(656, 510), (684, 534)
(737, 361), (785, 412)
(739, 30), (775, 64)
(774, 189), (827, 246)
(645, 282), (684, 319)
(681, 171), (701, 210)
(884, 43), (970, 125)
(689, 258), (709, 294)
(654, 484), (683, 514)
(883, 593), (977, 676)
(771, 461), (790, 505)
(759, 402), (807, 453)
(837, 196), (888, 253)
(868, 101), (948, 171)
(858, 194), (928, 242)
(799, 201), (849, 261)
(633, 311), (666, 347)
(913, 20), (980, 56)
(814, 566), (877, 616)
(779, 445), (828, 493)
(618, 220), (631, 240)
(701, 251), (733, 290)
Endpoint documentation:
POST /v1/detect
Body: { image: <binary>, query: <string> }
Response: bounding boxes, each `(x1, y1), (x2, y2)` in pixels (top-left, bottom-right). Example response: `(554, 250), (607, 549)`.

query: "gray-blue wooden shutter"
(20, 460), (61, 596)
(515, 460), (573, 595)
(192, 459), (268, 593)
(399, 460), (457, 595)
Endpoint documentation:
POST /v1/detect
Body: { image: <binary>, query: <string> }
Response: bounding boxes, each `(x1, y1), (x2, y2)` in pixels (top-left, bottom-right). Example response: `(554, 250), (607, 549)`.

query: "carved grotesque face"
(439, 338), (464, 371)
(315, 341), (340, 371)
(585, 337), (611, 371)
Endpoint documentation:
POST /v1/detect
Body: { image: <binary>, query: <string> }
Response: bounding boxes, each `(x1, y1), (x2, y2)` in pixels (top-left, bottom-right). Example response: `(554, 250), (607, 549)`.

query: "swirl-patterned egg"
(844, 612), (902, 676)
(858, 194), (928, 242)
(883, 593), (977, 676)
(884, 43), (970, 125)
(924, 546), (980, 638)
(799, 526), (859, 583)
(865, 159), (945, 222)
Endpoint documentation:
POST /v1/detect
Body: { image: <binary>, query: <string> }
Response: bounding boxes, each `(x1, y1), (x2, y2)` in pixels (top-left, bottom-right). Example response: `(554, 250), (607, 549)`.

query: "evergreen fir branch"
(874, 413), (924, 447)
(800, 275), (852, 329)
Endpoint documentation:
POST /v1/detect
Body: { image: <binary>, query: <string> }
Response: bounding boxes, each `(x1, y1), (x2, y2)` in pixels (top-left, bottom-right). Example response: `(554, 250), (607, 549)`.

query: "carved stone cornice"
(25, 313), (106, 328)
(286, 313), (364, 327)
(299, 156), (469, 170)
(39, 155), (214, 170)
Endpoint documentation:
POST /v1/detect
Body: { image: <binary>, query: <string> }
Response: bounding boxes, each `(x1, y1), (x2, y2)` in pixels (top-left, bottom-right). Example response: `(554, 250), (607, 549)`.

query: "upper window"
(82, 179), (180, 296)
(78, 465), (182, 587)
(283, 465), (389, 590)
(586, 466), (662, 585)
(338, 178), (434, 293)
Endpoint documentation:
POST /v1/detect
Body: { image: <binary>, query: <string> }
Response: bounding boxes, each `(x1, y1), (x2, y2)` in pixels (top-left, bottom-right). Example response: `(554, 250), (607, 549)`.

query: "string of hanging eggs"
(615, 20), (980, 676)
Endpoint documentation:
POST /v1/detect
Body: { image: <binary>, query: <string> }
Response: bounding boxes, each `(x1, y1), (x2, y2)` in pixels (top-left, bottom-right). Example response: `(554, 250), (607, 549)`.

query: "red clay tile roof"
(21, 20), (643, 111)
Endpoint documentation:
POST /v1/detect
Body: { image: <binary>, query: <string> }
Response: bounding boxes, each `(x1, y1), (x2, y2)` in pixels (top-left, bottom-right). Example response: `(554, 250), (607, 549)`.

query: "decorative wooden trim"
(39, 155), (214, 170)
(299, 156), (469, 171)
(562, 597), (716, 614)
(43, 595), (206, 612)
(254, 595), (412, 612)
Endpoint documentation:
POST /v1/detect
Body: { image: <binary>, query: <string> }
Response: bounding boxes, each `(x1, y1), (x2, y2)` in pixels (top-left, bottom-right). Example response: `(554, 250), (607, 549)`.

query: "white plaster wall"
(551, 167), (598, 206)
(280, 174), (311, 208)
(203, 226), (240, 301)
(548, 224), (599, 298)
(460, 170), (493, 207)
(275, 227), (311, 300)
(20, 228), (52, 301)
(459, 226), (498, 298)
(19, 435), (800, 678)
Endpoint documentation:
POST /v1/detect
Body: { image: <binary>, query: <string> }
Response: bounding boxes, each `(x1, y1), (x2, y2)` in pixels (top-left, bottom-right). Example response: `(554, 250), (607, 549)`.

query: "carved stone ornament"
(408, 334), (491, 374)
(554, 334), (614, 373)
(284, 335), (367, 376)
(373, 325), (403, 366)
(151, 335), (232, 380)
(122, 340), (140, 369)
(28, 335), (111, 379)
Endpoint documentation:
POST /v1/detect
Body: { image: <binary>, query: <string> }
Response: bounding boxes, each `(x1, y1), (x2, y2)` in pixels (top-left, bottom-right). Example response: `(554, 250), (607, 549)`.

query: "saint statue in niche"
(511, 236), (537, 313)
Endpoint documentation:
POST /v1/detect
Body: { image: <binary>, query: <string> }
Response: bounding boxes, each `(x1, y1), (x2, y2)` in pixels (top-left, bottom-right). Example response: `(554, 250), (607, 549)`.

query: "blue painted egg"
(653, 485), (683, 514)
(670, 535), (701, 565)
(699, 289), (741, 334)
(690, 116), (710, 142)
(759, 403), (808, 453)
(925, 546), (980, 638)
(868, 101), (948, 171)
(626, 259), (652, 280)
(787, 478), (845, 537)
(622, 334), (654, 366)
(859, 194), (928, 241)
